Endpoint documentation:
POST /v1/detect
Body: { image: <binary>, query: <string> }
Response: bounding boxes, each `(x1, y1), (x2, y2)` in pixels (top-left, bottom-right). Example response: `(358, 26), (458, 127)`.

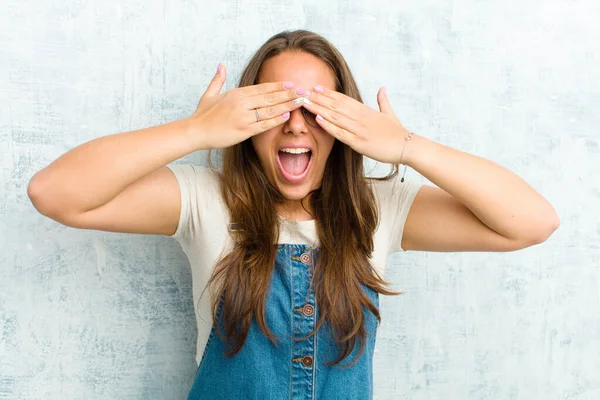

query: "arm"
(27, 65), (303, 235)
(401, 134), (560, 252)
(301, 86), (559, 252)
(27, 119), (196, 235)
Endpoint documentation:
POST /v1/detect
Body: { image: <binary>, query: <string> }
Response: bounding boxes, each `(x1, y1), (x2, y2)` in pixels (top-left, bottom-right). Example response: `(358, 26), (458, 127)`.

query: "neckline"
(277, 214), (315, 225)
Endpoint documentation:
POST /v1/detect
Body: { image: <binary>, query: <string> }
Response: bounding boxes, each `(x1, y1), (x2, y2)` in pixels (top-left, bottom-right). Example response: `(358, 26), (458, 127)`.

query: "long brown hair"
(206, 30), (400, 367)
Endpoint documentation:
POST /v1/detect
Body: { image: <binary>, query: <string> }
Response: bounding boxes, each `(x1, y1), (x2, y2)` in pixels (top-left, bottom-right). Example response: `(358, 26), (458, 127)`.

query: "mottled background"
(1, 0), (598, 399)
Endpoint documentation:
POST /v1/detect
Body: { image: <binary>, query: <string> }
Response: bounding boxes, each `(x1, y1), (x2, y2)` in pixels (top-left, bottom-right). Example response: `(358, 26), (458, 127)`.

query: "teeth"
(280, 148), (311, 154)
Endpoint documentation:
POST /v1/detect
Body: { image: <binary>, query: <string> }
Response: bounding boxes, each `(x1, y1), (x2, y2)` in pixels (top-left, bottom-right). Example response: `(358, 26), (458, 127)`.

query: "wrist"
(401, 133), (441, 170)
(180, 116), (209, 152)
(398, 130), (416, 166)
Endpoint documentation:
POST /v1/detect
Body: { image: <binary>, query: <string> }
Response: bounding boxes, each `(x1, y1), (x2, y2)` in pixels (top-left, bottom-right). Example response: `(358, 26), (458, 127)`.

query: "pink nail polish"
(314, 85), (324, 93)
(282, 112), (290, 119)
(284, 82), (294, 89)
(316, 114), (324, 122)
(296, 88), (306, 95)
(217, 63), (222, 73)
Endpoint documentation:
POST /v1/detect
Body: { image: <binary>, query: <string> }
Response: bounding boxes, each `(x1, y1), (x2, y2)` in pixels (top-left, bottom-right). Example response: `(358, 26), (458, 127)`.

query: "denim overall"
(187, 244), (379, 400)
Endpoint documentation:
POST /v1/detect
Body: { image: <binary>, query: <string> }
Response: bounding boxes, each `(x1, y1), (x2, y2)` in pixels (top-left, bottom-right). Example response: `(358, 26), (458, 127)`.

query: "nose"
(284, 108), (308, 135)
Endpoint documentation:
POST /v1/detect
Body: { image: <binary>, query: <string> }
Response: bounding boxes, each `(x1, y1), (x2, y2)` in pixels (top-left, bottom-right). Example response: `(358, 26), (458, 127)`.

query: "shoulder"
(369, 174), (423, 254)
(165, 164), (228, 242)
(166, 164), (222, 195)
(166, 164), (220, 184)
(165, 163), (224, 212)
(368, 175), (422, 211)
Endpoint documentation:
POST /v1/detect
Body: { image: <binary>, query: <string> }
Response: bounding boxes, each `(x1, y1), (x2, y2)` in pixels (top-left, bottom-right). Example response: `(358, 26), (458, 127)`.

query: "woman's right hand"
(187, 63), (305, 150)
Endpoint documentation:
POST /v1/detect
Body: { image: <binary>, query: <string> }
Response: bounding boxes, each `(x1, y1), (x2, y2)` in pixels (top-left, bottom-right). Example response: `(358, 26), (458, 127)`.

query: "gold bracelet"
(399, 131), (414, 183)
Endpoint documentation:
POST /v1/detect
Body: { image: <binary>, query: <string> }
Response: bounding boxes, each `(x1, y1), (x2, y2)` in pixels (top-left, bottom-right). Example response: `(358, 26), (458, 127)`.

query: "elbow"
(27, 175), (49, 215)
(28, 175), (87, 229)
(524, 211), (561, 247)
(27, 174), (62, 219)
(539, 209), (561, 241)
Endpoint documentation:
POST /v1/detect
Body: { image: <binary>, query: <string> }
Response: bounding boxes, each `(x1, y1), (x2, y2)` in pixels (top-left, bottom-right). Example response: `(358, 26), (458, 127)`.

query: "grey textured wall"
(1, 0), (598, 399)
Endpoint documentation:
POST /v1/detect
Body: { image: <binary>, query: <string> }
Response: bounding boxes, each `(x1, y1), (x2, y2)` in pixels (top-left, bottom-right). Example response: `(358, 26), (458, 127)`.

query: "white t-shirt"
(166, 164), (422, 364)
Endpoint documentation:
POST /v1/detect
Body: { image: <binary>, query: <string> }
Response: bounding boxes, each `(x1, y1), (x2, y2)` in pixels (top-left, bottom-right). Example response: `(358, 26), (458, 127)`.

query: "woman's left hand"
(302, 86), (411, 164)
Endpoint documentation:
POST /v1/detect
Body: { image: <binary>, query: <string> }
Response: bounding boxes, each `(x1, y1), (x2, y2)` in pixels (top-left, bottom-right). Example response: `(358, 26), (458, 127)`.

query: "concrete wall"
(1, 0), (598, 398)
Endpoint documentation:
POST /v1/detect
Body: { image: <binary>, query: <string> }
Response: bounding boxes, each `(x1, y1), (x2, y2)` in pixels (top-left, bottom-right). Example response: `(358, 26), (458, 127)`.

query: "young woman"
(27, 30), (559, 399)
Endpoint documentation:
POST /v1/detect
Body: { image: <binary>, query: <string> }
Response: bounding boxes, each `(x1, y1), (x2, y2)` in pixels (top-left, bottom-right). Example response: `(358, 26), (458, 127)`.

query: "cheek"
(251, 133), (275, 165)
(317, 134), (336, 158)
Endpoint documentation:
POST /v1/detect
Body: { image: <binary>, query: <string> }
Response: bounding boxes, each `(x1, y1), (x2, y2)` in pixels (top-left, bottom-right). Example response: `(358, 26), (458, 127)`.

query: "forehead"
(258, 51), (337, 89)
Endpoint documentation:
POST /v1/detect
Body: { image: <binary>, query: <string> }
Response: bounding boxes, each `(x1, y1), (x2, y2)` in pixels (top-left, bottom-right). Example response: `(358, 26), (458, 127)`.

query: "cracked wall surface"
(1, 0), (598, 398)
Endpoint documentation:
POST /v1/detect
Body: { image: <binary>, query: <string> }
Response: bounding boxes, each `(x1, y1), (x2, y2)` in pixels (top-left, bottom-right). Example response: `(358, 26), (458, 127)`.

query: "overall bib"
(187, 244), (379, 400)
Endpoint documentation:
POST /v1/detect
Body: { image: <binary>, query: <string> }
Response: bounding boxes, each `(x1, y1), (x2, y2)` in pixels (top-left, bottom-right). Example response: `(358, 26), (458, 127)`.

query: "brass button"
(302, 304), (314, 316)
(299, 252), (312, 265)
(301, 356), (313, 367)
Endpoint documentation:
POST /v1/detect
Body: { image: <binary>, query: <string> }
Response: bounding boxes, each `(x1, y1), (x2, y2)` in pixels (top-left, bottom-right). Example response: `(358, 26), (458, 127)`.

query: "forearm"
(28, 118), (199, 215)
(403, 134), (560, 242)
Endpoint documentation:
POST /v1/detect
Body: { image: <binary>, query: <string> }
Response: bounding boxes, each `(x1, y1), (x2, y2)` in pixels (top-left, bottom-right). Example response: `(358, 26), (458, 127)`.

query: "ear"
(376, 87), (394, 114)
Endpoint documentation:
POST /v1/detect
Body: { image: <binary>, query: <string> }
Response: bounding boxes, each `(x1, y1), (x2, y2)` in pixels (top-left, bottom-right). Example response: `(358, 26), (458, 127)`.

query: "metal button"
(302, 304), (314, 316)
(301, 356), (313, 367)
(299, 252), (312, 265)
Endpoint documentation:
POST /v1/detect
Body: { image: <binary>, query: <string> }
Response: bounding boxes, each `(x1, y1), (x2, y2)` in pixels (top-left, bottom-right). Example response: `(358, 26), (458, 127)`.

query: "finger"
(251, 98), (304, 123)
(240, 81), (295, 97)
(314, 113), (356, 146)
(302, 100), (359, 134)
(313, 85), (364, 107)
(243, 98), (304, 126)
(309, 88), (362, 118)
(247, 110), (294, 135)
(204, 63), (227, 98)
(377, 87), (394, 114)
(246, 87), (304, 110)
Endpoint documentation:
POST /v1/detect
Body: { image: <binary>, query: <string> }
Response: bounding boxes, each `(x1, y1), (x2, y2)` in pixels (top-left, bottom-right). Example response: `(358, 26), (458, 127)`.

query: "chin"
(269, 164), (321, 202)
(278, 184), (314, 201)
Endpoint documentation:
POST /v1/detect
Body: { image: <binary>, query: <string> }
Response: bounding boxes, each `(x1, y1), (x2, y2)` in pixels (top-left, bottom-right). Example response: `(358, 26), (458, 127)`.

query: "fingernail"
(296, 88), (307, 95)
(314, 85), (324, 93)
(282, 112), (290, 119)
(316, 114), (324, 122)
(284, 82), (294, 89)
(293, 97), (305, 105)
(302, 98), (312, 105)
(217, 63), (222, 73)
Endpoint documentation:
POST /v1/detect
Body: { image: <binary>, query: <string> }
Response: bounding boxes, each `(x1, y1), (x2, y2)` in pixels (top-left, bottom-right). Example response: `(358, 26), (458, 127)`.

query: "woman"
(27, 30), (559, 399)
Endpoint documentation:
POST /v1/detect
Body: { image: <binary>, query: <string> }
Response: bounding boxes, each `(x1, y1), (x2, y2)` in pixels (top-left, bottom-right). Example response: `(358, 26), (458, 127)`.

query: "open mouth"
(276, 148), (313, 183)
